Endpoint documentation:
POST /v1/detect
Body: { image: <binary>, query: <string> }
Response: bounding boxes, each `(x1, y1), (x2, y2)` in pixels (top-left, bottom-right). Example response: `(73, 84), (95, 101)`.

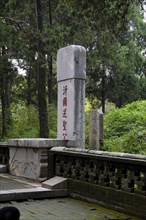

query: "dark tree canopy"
(0, 0), (146, 138)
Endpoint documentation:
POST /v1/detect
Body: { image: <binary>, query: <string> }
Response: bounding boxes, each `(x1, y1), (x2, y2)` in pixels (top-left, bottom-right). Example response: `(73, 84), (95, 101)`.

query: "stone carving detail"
(9, 147), (48, 181)
(11, 160), (38, 178)
(54, 154), (146, 196)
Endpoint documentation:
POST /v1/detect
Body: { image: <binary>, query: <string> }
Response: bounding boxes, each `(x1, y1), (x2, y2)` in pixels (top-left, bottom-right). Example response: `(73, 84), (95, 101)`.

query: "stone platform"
(0, 174), (68, 202)
(0, 174), (140, 219)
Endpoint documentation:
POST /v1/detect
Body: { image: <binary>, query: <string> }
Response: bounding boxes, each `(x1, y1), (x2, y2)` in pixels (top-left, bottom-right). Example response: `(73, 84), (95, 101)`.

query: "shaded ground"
(0, 198), (140, 220)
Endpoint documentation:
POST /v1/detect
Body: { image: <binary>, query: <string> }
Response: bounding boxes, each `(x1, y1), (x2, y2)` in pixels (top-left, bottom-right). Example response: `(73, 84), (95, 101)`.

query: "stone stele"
(57, 45), (86, 148)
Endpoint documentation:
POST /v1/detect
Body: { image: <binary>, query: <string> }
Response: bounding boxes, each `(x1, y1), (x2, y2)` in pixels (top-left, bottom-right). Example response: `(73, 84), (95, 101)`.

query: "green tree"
(0, 52), (12, 138)
(35, 0), (49, 137)
(1, 0), (146, 139)
(0, 0), (19, 138)
(86, 2), (146, 109)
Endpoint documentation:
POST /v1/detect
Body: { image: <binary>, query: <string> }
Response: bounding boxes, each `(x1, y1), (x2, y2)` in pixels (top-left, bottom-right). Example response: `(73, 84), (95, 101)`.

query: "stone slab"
(42, 176), (68, 189)
(7, 138), (74, 148)
(7, 138), (78, 148)
(9, 146), (48, 181)
(0, 188), (68, 202)
(0, 174), (69, 202)
(54, 147), (146, 161)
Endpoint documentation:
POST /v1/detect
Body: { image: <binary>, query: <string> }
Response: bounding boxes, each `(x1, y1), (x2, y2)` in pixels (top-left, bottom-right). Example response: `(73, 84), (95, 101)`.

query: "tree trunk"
(48, 55), (53, 104)
(1, 47), (12, 138)
(48, 0), (53, 104)
(101, 68), (106, 113)
(27, 70), (32, 106)
(35, 0), (49, 138)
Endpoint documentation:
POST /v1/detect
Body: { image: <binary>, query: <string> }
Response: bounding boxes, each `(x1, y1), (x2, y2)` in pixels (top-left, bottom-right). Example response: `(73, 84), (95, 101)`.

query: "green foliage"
(85, 98), (92, 147)
(9, 103), (39, 138)
(1, 0), (146, 141)
(86, 2), (146, 109)
(0, 103), (58, 140)
(48, 104), (57, 138)
(103, 100), (146, 154)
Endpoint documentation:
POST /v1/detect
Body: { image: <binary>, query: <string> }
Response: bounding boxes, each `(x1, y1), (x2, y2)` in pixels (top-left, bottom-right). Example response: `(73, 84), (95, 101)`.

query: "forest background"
(0, 0), (146, 154)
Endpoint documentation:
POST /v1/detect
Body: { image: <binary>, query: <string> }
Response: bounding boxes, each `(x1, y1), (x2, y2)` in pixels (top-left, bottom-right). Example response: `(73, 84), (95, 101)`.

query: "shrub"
(103, 100), (146, 154)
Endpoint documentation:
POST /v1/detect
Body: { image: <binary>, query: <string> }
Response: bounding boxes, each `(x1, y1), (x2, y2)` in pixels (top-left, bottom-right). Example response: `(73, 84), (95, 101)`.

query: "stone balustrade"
(1, 140), (146, 218)
(48, 147), (146, 218)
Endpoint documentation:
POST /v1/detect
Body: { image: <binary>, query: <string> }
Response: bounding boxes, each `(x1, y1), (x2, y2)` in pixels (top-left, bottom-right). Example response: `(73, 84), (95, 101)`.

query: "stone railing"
(48, 147), (146, 219)
(0, 142), (9, 165)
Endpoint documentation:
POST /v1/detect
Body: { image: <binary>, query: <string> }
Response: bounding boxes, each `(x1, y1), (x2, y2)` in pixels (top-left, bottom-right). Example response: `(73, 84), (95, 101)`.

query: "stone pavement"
(0, 198), (140, 220)
(0, 174), (140, 220)
(0, 174), (68, 201)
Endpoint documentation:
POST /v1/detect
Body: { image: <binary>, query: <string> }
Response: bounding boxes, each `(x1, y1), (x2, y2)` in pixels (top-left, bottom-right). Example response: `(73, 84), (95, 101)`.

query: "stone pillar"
(89, 109), (104, 150)
(57, 45), (86, 148)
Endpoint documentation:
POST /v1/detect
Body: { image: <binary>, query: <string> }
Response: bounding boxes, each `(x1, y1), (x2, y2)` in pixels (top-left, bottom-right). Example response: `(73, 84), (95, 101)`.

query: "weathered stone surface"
(8, 138), (71, 148)
(9, 146), (48, 181)
(50, 147), (65, 152)
(0, 188), (69, 202)
(69, 179), (146, 219)
(8, 138), (79, 181)
(57, 45), (86, 148)
(42, 176), (68, 189)
(8, 138), (80, 149)
(48, 147), (146, 219)
(57, 45), (86, 81)
(52, 147), (146, 161)
(89, 109), (103, 150)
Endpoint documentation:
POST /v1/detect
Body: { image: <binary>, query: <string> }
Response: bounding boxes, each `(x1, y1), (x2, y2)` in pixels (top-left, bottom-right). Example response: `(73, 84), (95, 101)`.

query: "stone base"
(8, 138), (76, 181)
(8, 138), (78, 181)
(9, 146), (48, 181)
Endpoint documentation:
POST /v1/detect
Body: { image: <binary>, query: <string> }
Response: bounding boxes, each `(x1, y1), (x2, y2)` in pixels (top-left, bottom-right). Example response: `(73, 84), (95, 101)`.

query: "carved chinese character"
(63, 133), (67, 140)
(63, 120), (67, 130)
(63, 108), (67, 118)
(63, 97), (67, 106)
(63, 85), (68, 95)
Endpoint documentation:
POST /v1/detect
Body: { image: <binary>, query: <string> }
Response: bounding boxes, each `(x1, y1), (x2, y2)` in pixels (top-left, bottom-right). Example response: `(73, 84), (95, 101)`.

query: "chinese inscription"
(62, 85), (68, 139)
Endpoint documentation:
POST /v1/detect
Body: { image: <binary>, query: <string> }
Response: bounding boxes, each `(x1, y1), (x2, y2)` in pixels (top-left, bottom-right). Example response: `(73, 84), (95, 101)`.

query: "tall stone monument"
(89, 109), (104, 150)
(57, 45), (86, 148)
